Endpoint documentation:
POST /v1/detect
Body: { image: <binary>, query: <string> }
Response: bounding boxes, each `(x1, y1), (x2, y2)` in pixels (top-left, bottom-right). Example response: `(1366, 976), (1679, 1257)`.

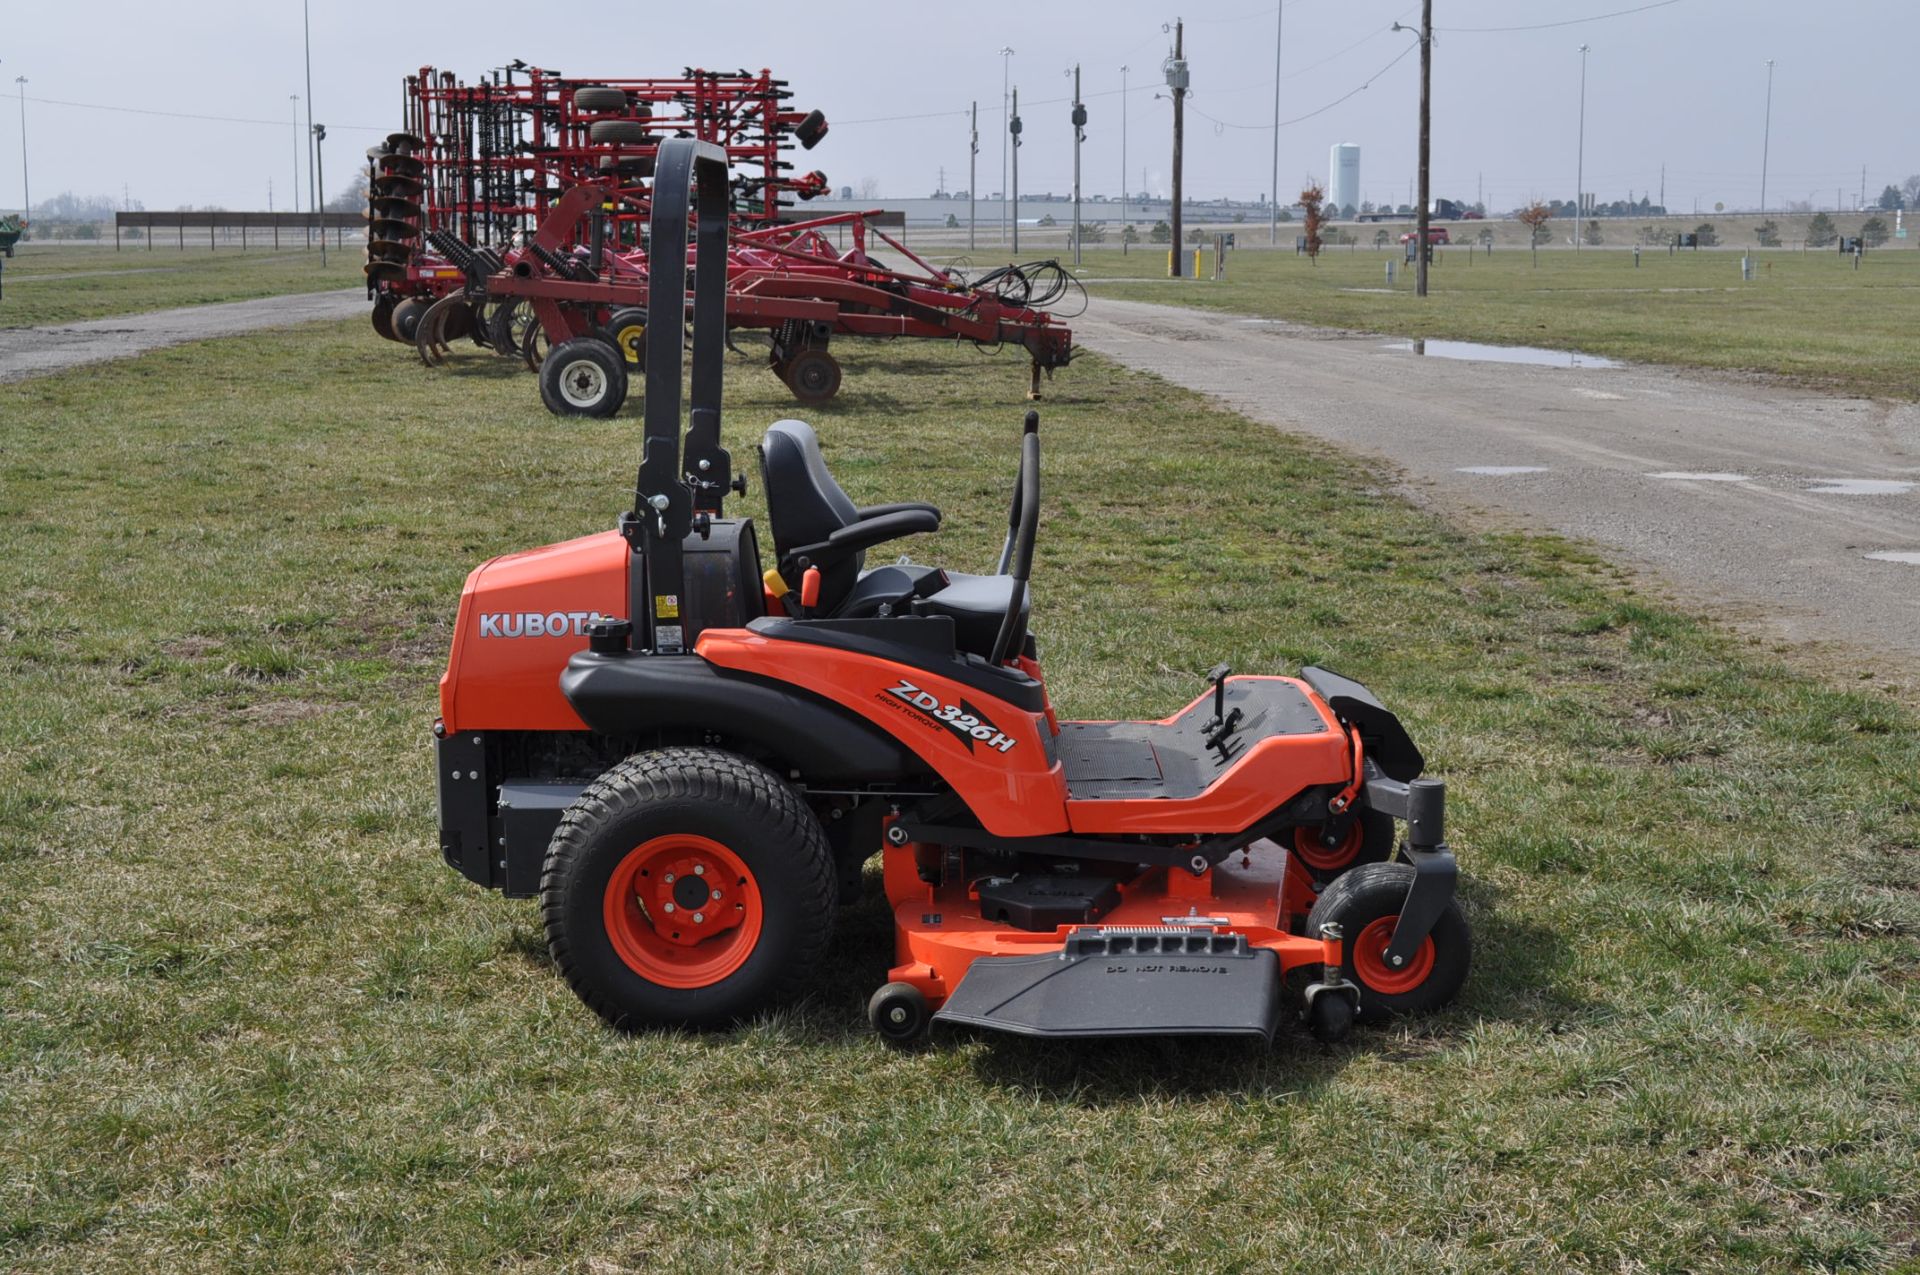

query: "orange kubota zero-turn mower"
(434, 139), (1470, 1045)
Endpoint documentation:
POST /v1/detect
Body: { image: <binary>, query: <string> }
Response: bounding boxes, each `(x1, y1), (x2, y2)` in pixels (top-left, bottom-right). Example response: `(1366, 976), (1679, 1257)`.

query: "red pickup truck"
(1399, 227), (1451, 245)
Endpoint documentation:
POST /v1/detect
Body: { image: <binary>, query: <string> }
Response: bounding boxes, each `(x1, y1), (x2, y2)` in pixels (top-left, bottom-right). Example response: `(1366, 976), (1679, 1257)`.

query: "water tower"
(1328, 143), (1361, 214)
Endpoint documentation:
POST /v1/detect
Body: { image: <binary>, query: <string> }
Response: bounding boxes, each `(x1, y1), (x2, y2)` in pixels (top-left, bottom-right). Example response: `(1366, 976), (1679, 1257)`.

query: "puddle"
(1457, 465), (1549, 476)
(1384, 338), (1619, 368)
(1648, 471), (1752, 483)
(1807, 479), (1914, 496)
(1234, 318), (1292, 325)
(1864, 551), (1920, 565)
(1572, 387), (1626, 401)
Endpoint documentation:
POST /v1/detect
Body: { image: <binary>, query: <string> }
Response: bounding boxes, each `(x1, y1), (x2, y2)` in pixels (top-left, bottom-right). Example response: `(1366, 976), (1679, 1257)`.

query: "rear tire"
(1304, 861), (1469, 1022)
(542, 748), (837, 1030)
(539, 337), (627, 417)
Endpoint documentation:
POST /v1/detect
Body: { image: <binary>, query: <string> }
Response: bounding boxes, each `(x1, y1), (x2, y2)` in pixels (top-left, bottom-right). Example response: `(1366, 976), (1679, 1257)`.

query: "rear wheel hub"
(603, 835), (762, 987)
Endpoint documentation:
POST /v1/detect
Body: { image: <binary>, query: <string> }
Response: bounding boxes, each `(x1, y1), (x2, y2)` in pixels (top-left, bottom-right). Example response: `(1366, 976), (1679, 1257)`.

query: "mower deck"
(885, 834), (1334, 1040)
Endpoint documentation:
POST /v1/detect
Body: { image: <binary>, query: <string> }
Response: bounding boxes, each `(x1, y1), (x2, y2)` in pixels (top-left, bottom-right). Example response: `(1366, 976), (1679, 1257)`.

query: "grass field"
(1075, 245), (1920, 400)
(0, 243), (361, 326)
(3, 325), (1918, 1272)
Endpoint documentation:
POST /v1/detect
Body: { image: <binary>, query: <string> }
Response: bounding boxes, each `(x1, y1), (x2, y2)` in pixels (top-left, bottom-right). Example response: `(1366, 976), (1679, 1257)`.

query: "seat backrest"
(758, 419), (865, 603)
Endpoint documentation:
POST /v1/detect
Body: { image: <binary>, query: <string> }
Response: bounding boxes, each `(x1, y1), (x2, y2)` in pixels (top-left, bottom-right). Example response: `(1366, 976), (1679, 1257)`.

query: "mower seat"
(759, 419), (941, 614)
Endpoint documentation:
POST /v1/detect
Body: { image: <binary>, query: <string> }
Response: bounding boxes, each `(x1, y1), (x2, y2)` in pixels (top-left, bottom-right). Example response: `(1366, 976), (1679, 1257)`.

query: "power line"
(1281, 7), (1418, 81)
(1187, 41), (1418, 132)
(1437, 0), (1682, 34)
(18, 91), (386, 132)
(835, 106), (971, 127)
(836, 79), (1165, 131)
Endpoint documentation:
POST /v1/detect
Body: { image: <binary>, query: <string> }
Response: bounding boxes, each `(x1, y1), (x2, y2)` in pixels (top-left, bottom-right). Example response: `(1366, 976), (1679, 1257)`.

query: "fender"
(1299, 665), (1425, 782)
(561, 649), (927, 784)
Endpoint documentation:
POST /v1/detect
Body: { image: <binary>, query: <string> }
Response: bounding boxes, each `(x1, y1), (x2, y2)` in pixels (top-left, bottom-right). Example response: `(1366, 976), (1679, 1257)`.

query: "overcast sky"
(1, 0), (1911, 217)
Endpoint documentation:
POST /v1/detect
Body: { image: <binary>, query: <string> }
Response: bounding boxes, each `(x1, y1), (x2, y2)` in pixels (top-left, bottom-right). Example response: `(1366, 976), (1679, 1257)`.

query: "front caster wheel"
(1304, 987), (1356, 1043)
(1304, 861), (1470, 1022)
(867, 982), (931, 1047)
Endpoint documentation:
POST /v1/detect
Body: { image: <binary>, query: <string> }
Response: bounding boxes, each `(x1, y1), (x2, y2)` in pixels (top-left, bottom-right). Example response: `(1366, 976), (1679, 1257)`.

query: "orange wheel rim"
(1351, 915), (1435, 995)
(603, 834), (763, 989)
(1294, 822), (1362, 872)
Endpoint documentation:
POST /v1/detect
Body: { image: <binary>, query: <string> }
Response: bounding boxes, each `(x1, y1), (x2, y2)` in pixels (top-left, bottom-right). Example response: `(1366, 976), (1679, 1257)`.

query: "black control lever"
(1204, 707), (1244, 755)
(1204, 662), (1232, 729)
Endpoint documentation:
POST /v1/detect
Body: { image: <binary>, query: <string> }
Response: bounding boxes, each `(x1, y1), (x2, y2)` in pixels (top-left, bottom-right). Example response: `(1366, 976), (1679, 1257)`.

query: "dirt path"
(0, 289), (365, 383)
(1074, 297), (1920, 665)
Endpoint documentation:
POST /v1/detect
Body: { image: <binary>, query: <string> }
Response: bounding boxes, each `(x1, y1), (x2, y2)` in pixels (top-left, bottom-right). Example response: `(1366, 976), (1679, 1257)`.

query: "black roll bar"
(629, 137), (732, 654)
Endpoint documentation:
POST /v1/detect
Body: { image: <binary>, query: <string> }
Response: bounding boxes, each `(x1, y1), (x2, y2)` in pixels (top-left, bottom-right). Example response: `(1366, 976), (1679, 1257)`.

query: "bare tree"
(1299, 183), (1326, 262)
(857, 176), (882, 201)
(1516, 201), (1552, 266)
(1902, 174), (1920, 209)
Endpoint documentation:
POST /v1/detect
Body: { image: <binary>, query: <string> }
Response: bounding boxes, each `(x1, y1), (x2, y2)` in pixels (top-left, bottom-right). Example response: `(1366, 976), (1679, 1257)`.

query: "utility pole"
(1659, 162), (1665, 212)
(1069, 64), (1085, 267)
(290, 95), (302, 218)
(304, 0), (319, 255)
(1119, 66), (1130, 252)
(1414, 2), (1433, 296)
(1575, 45), (1590, 253)
(313, 123), (328, 265)
(1759, 59), (1774, 215)
(969, 101), (978, 251)
(1268, 3), (1284, 245)
(1009, 86), (1022, 254)
(999, 47), (1015, 245)
(14, 76), (27, 224)
(1168, 19), (1186, 277)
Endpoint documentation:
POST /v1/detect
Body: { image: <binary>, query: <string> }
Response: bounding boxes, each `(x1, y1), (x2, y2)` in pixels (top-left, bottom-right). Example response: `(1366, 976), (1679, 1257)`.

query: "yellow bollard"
(1194, 247), (1203, 276)
(1167, 249), (1175, 277)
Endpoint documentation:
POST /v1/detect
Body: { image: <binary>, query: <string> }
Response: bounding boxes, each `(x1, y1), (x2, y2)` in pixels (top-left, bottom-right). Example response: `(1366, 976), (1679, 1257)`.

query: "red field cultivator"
(366, 65), (827, 345)
(362, 63), (1077, 412)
